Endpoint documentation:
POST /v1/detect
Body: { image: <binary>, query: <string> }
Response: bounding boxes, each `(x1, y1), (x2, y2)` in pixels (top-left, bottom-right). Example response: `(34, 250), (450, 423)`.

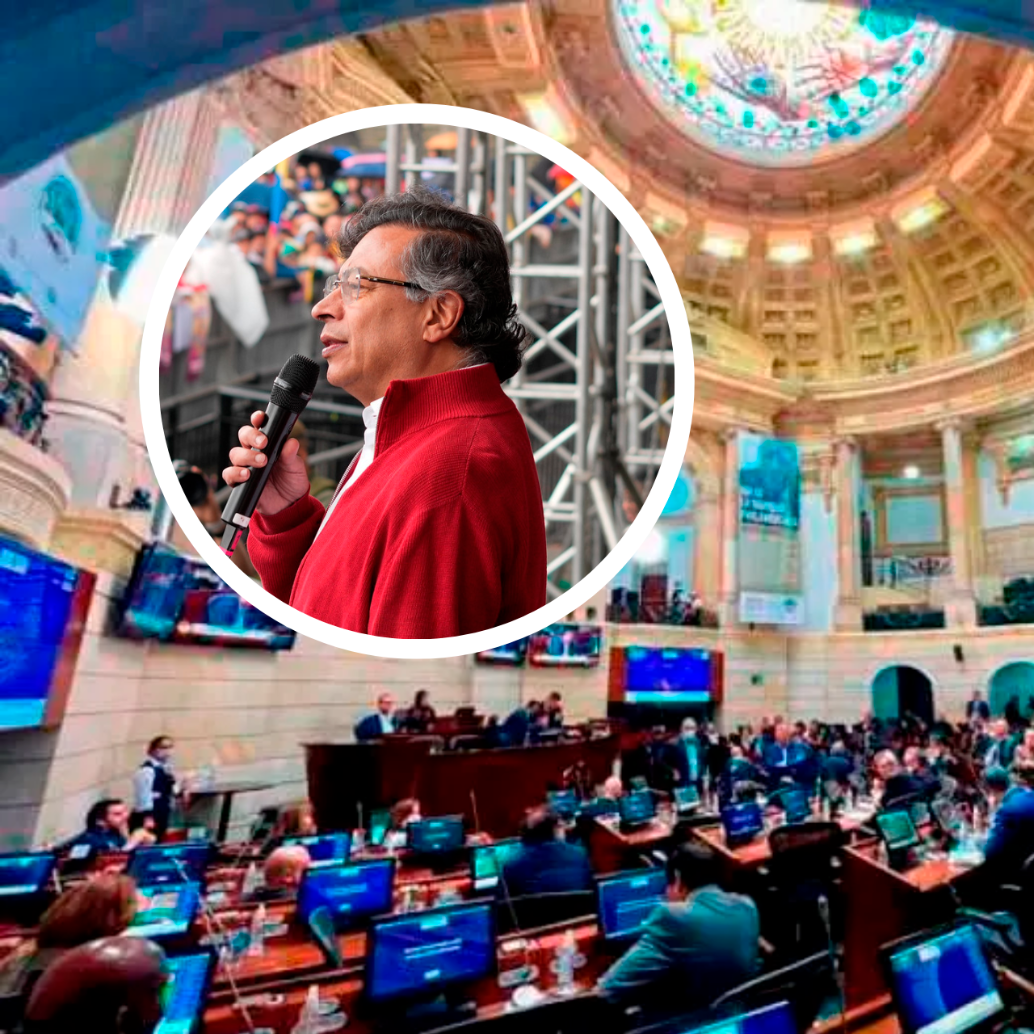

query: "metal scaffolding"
(381, 125), (677, 597)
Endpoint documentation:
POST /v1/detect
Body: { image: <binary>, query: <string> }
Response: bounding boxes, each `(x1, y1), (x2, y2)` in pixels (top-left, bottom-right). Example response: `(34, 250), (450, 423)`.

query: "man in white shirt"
(131, 736), (180, 840)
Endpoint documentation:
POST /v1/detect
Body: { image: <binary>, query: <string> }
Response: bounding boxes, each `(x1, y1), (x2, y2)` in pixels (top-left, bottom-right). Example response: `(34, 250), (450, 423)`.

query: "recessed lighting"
(700, 221), (748, 260)
(892, 190), (948, 234)
(768, 239), (812, 264)
(903, 465), (920, 480)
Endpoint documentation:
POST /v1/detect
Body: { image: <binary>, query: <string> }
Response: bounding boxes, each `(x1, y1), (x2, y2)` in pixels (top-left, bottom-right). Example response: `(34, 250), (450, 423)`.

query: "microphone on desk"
(469, 790), (481, 836)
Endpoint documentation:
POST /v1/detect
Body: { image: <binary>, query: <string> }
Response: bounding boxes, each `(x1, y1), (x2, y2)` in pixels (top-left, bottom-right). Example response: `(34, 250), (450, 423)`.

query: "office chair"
(957, 851), (1034, 976)
(494, 891), (596, 935)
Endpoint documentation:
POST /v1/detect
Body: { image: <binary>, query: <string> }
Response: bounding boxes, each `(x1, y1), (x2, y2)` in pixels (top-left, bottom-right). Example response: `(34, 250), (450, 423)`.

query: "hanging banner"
(0, 153), (110, 348)
(737, 431), (803, 625)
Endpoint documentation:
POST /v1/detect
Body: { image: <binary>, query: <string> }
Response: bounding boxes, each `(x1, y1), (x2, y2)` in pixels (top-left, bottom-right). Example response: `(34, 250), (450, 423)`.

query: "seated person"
(761, 723), (816, 789)
(262, 801), (318, 855)
(384, 798), (422, 851)
(355, 693), (396, 742)
(70, 799), (155, 853)
(874, 750), (932, 811)
(984, 760), (1034, 880)
(23, 936), (166, 1034)
(0, 875), (137, 1002)
(246, 846), (311, 902)
(598, 844), (760, 1017)
(600, 775), (625, 800)
(399, 690), (436, 734)
(500, 806), (593, 898)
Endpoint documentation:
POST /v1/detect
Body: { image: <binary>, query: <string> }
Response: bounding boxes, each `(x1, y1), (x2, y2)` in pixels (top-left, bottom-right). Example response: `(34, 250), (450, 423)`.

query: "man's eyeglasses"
(323, 268), (422, 304)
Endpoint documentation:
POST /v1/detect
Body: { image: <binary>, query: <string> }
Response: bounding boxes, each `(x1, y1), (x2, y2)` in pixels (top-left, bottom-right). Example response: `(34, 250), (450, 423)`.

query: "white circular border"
(140, 103), (695, 659)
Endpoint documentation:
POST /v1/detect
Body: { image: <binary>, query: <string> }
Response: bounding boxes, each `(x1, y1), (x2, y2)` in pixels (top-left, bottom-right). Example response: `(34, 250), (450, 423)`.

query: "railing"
(868, 555), (953, 590)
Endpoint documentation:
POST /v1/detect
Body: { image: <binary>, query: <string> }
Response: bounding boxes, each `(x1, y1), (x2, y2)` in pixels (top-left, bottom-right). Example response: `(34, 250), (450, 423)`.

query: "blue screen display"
(0, 852), (55, 898)
(366, 902), (496, 1001)
(527, 624), (601, 667)
(721, 802), (764, 842)
(297, 860), (395, 929)
(779, 789), (811, 824)
(0, 536), (90, 730)
(475, 640), (528, 666)
(127, 882), (201, 940)
(597, 869), (667, 940)
(119, 543), (295, 651)
(155, 951), (213, 1034)
(284, 833), (352, 865)
(623, 647), (713, 704)
(681, 1002), (797, 1034)
(127, 844), (210, 886)
(619, 790), (656, 826)
(470, 840), (522, 891)
(547, 790), (579, 819)
(407, 817), (465, 854)
(888, 926), (1003, 1034)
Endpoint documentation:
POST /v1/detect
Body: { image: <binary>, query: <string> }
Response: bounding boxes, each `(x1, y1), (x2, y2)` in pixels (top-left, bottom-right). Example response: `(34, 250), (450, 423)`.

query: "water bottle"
(555, 930), (576, 995)
(291, 985), (321, 1034)
(248, 903), (266, 956)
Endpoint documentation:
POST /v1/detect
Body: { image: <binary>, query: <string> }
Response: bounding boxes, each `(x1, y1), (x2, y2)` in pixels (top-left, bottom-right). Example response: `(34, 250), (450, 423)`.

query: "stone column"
(719, 429), (740, 627)
(834, 436), (863, 630)
(694, 487), (721, 612)
(939, 418), (978, 628)
(46, 91), (220, 578)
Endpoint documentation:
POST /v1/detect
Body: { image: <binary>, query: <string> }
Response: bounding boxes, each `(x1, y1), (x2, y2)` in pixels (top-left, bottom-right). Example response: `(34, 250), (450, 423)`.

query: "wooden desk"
(589, 816), (674, 874)
(842, 839), (984, 1009)
(204, 922), (610, 1034)
(305, 736), (619, 839)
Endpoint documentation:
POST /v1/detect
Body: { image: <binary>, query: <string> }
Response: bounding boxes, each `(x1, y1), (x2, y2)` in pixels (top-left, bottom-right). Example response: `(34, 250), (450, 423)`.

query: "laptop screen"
(547, 790), (579, 820)
(297, 859), (395, 930)
(127, 844), (211, 886)
(721, 802), (764, 842)
(780, 788), (811, 824)
(406, 817), (465, 854)
(596, 869), (668, 940)
(470, 839), (522, 891)
(0, 852), (56, 898)
(679, 1001), (796, 1034)
(619, 790), (656, 826)
(126, 882), (201, 940)
(154, 951), (215, 1034)
(876, 810), (921, 853)
(887, 926), (1004, 1034)
(283, 833), (352, 866)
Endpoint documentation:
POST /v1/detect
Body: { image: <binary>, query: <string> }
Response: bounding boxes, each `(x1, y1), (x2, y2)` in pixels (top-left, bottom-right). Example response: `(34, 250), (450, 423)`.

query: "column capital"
(934, 415), (972, 435)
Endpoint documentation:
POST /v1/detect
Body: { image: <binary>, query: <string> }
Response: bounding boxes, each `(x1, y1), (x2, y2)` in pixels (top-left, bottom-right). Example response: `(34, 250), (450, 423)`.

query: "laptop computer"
(882, 924), (1020, 1034)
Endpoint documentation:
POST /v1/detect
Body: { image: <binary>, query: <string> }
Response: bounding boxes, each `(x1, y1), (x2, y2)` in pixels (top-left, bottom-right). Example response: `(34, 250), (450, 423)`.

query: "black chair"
(495, 891), (596, 935)
(958, 851), (1034, 975)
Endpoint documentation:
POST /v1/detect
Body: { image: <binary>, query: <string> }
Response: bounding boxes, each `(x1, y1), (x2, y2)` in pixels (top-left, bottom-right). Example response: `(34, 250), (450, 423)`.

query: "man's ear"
(423, 290), (464, 343)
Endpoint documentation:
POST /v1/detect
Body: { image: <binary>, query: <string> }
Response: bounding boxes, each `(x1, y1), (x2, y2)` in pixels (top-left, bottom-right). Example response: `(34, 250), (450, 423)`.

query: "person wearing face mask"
(666, 717), (709, 793)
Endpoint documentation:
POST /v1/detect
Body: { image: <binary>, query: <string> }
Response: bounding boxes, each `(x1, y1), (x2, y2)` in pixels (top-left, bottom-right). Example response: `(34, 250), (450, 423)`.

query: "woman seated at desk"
(399, 691), (437, 735)
(384, 798), (422, 850)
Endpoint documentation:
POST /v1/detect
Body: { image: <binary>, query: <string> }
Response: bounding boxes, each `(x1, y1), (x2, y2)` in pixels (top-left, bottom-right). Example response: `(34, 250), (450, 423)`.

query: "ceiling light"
(892, 189), (948, 234)
(832, 219), (878, 257)
(903, 465), (920, 480)
(518, 92), (575, 146)
(970, 322), (1015, 353)
(768, 238), (812, 264)
(700, 221), (748, 260)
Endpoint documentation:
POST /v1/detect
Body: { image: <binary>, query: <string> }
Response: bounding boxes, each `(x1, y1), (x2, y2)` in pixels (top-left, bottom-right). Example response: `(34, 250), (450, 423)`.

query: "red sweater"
(247, 364), (547, 638)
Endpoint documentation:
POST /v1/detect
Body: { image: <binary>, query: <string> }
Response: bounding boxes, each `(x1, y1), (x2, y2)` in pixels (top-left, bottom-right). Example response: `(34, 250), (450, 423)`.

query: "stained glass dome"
(613, 0), (954, 166)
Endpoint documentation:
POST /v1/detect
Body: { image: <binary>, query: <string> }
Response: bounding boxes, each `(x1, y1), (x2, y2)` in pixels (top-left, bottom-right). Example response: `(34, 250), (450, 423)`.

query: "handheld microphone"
(220, 354), (321, 555)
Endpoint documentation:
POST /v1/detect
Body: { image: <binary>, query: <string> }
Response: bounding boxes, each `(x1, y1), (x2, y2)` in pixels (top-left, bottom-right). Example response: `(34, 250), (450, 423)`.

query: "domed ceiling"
(612, 0), (952, 167)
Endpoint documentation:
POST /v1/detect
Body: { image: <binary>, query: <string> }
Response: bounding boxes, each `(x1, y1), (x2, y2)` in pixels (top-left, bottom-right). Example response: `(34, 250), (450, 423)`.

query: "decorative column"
(834, 436), (863, 630)
(719, 429), (740, 627)
(46, 91), (220, 578)
(939, 418), (978, 628)
(694, 486), (722, 612)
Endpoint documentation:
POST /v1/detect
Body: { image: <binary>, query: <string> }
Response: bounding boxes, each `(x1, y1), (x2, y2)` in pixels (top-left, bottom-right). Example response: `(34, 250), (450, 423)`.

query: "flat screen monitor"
(118, 542), (295, 650)
(580, 797), (620, 820)
(284, 832), (352, 866)
(126, 882), (201, 940)
(596, 869), (667, 940)
(619, 790), (656, 827)
(779, 788), (811, 825)
(547, 790), (579, 820)
(876, 810), (921, 853)
(527, 624), (601, 667)
(469, 839), (522, 892)
(296, 859), (395, 931)
(127, 844), (211, 886)
(0, 535), (95, 730)
(368, 810), (391, 848)
(154, 950), (217, 1034)
(622, 646), (715, 704)
(674, 786), (700, 812)
(475, 640), (528, 666)
(407, 817), (465, 855)
(885, 925), (1005, 1034)
(365, 901), (496, 1002)
(679, 1001), (797, 1034)
(0, 852), (56, 899)
(721, 802), (765, 844)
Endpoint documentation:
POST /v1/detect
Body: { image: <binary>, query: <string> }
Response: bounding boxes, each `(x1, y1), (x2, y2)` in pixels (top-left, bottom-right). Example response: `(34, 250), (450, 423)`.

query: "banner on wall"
(737, 432), (803, 625)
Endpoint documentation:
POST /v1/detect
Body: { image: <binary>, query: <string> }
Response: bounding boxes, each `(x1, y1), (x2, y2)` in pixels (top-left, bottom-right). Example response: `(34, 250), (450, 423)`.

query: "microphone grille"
(278, 354), (321, 395)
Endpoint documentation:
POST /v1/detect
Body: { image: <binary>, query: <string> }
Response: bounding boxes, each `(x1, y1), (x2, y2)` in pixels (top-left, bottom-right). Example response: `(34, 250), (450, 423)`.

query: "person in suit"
(761, 722), (815, 790)
(984, 760), (1034, 880)
(966, 691), (991, 724)
(244, 846), (311, 903)
(984, 719), (1017, 770)
(667, 717), (709, 792)
(354, 692), (396, 742)
(70, 800), (155, 853)
(874, 750), (930, 811)
(598, 843), (759, 1016)
(502, 701), (545, 747)
(500, 806), (593, 898)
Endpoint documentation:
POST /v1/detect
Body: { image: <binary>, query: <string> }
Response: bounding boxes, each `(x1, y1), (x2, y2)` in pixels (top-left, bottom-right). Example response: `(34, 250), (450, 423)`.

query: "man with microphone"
(223, 187), (546, 638)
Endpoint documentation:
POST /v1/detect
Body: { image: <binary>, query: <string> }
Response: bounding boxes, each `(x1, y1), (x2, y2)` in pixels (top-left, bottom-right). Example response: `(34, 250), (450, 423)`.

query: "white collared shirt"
(314, 396), (383, 540)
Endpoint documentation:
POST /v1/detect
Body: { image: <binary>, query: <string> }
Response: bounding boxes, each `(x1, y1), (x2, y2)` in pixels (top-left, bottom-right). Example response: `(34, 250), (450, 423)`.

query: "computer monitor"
(126, 844), (211, 886)
(876, 810), (921, 854)
(547, 790), (579, 821)
(580, 797), (621, 820)
(780, 788), (811, 825)
(283, 832), (352, 867)
(406, 816), (465, 856)
(154, 949), (217, 1034)
(0, 852), (56, 899)
(618, 790), (656, 828)
(884, 925), (1006, 1034)
(368, 809), (391, 848)
(721, 802), (765, 844)
(126, 882), (202, 940)
(307, 905), (344, 968)
(365, 901), (496, 1003)
(679, 1001), (797, 1034)
(297, 859), (395, 931)
(596, 869), (668, 941)
(673, 786), (700, 812)
(469, 839), (522, 892)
